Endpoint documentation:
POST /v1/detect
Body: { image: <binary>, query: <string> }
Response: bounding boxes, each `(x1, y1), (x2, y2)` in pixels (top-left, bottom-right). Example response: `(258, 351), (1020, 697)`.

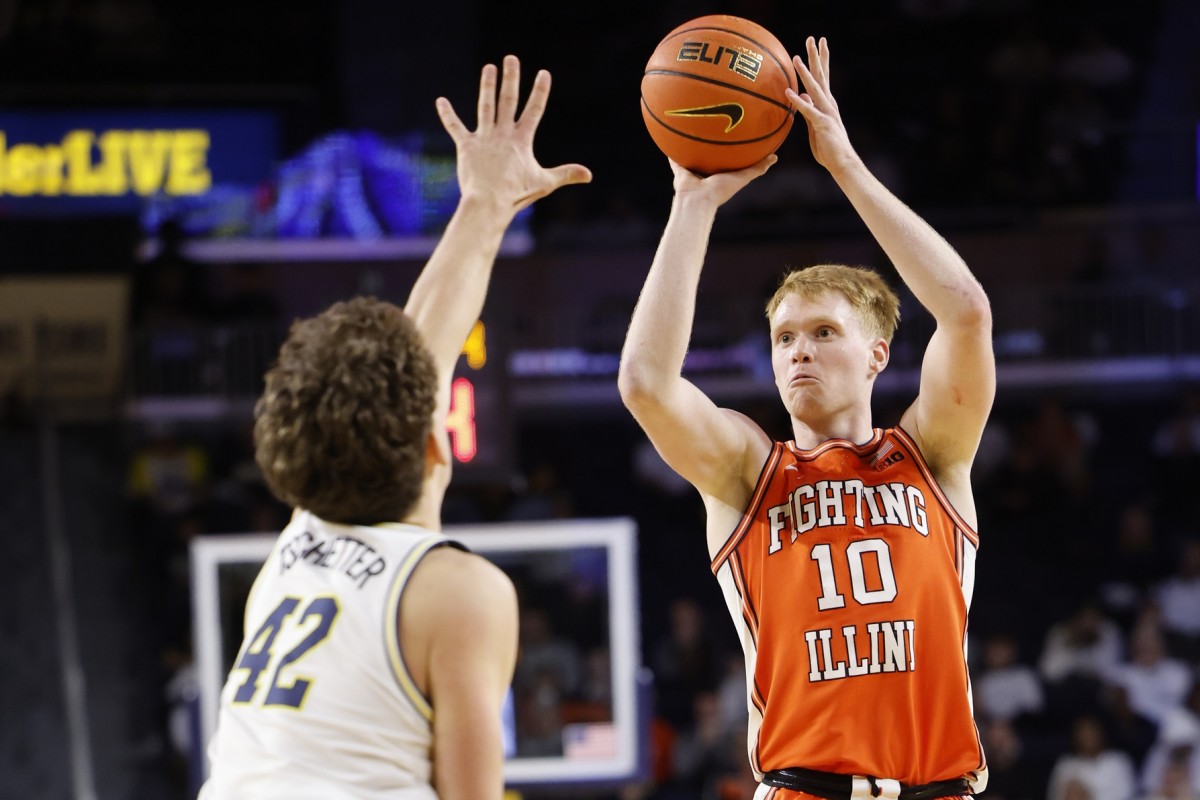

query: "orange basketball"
(641, 15), (797, 175)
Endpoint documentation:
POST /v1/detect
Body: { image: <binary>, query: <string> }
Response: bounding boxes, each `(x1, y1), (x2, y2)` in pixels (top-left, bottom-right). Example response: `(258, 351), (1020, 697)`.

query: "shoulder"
(397, 544), (518, 699)
(406, 546), (517, 631)
(690, 406), (775, 511)
(721, 407), (775, 439)
(720, 407), (775, 472)
(892, 419), (972, 482)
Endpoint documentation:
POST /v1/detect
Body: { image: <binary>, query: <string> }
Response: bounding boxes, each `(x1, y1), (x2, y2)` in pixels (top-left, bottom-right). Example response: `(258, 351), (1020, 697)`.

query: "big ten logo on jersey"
(766, 478), (929, 554)
(873, 449), (905, 471)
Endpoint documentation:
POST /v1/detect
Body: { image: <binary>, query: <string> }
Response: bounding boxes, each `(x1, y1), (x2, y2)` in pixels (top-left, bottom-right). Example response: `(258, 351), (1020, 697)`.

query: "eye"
(816, 327), (834, 338)
(776, 332), (793, 345)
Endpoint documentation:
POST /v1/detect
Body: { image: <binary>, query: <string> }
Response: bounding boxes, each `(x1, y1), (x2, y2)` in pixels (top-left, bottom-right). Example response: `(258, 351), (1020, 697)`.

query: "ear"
(868, 338), (890, 377)
(425, 427), (451, 476)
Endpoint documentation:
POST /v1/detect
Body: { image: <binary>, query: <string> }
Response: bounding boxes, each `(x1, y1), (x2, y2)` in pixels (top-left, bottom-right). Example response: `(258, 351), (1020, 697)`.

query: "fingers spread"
(795, 40), (830, 108)
(435, 97), (468, 143)
(785, 87), (805, 103)
(512, 163), (593, 211)
(812, 37), (829, 87)
(476, 63), (498, 129)
(793, 54), (819, 98)
(806, 36), (825, 87)
(518, 69), (551, 131)
(548, 163), (593, 187)
(497, 55), (521, 124)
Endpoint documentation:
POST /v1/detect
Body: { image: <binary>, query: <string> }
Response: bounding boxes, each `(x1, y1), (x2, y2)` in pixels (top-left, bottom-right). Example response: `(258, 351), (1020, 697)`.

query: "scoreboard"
(446, 317), (514, 481)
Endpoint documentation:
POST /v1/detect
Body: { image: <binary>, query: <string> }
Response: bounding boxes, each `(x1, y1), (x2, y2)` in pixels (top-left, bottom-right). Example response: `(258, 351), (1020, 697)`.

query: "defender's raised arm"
(406, 55), (591, 411)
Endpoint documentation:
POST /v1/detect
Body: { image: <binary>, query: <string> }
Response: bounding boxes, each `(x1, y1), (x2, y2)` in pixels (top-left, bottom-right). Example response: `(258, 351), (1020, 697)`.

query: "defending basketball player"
(619, 36), (994, 800)
(198, 56), (590, 800)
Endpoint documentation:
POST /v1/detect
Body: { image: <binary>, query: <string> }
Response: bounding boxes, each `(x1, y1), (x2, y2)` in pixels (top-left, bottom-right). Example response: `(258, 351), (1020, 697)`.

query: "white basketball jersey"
(199, 510), (461, 799)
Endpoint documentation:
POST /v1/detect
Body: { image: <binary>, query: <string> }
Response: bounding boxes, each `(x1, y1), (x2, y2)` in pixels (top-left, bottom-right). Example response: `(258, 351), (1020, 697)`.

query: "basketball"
(641, 15), (797, 175)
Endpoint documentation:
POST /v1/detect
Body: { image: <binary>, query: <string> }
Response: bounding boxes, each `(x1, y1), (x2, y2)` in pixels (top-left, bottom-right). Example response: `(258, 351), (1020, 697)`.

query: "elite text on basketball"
(675, 42), (763, 81)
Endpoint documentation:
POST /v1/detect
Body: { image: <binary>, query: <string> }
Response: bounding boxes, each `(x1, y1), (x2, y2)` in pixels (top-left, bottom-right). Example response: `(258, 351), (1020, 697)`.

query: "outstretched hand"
(668, 154), (777, 208)
(787, 36), (860, 177)
(435, 55), (592, 219)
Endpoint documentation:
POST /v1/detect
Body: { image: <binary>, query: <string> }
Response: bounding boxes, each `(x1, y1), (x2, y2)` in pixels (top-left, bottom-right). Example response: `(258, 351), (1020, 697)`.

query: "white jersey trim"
(715, 559), (766, 782)
(383, 536), (452, 722)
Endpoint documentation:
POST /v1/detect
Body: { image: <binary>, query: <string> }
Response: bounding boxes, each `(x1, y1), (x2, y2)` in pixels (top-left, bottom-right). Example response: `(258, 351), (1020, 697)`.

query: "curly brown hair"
(253, 296), (438, 525)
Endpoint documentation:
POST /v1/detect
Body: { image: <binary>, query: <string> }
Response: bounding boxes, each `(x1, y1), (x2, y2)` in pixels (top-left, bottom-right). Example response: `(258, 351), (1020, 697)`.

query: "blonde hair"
(765, 264), (901, 343)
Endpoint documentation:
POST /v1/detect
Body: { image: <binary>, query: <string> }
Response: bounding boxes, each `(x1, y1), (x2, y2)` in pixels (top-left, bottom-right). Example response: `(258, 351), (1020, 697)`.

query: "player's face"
(769, 290), (885, 421)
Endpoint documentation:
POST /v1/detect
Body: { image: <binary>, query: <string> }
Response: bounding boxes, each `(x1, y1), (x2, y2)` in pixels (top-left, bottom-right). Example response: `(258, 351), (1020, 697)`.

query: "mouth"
(789, 374), (818, 386)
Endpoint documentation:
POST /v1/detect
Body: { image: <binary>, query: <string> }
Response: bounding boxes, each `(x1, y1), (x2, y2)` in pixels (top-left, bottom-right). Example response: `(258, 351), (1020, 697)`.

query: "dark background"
(2, 1), (1200, 799)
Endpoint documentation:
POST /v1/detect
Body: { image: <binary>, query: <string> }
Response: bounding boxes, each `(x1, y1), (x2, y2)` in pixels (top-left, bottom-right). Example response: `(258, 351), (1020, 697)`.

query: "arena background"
(2, 1), (1200, 798)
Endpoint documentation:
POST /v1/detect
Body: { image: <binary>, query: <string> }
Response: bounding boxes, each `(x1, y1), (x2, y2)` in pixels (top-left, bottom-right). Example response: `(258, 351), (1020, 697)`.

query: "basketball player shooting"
(619, 36), (995, 800)
(198, 56), (590, 800)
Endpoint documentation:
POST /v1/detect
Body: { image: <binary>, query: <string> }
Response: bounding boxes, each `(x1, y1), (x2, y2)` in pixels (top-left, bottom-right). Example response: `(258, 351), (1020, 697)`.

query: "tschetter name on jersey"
(767, 479), (929, 553)
(278, 529), (387, 589)
(805, 620), (916, 683)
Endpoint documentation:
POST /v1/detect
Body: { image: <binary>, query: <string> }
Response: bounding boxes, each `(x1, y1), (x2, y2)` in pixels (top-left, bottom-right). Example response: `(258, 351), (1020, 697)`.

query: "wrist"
(825, 151), (868, 185)
(453, 192), (517, 232)
(671, 190), (721, 218)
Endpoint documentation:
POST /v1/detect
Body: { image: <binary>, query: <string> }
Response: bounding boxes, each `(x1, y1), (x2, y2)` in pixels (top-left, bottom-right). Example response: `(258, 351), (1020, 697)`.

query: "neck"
(401, 485), (444, 532)
(790, 409), (876, 450)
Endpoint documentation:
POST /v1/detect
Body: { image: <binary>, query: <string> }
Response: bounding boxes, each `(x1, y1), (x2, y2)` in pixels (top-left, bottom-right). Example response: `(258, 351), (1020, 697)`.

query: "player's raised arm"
(405, 55), (591, 411)
(618, 158), (775, 510)
(788, 36), (995, 472)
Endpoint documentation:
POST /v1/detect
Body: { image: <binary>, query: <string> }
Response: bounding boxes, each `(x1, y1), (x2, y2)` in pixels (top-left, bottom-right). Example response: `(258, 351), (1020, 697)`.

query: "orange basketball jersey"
(710, 427), (987, 791)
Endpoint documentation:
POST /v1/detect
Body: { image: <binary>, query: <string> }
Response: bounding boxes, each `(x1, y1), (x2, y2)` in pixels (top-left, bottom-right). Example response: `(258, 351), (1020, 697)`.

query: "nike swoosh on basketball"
(665, 103), (745, 132)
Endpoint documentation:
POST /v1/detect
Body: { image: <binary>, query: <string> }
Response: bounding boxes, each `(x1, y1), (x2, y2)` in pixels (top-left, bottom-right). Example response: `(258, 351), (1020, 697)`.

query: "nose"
(790, 336), (814, 363)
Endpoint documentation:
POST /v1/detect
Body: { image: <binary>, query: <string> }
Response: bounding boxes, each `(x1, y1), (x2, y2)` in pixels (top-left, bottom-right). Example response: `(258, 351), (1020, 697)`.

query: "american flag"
(563, 722), (619, 760)
(869, 439), (894, 466)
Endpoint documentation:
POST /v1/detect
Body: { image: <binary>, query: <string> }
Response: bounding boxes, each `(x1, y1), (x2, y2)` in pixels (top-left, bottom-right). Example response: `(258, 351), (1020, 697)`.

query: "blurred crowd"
(0, 1), (1193, 798)
(122, 386), (1200, 800)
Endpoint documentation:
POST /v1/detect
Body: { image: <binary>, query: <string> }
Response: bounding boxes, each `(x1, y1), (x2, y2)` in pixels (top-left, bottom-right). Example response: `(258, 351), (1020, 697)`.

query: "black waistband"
(763, 767), (970, 800)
